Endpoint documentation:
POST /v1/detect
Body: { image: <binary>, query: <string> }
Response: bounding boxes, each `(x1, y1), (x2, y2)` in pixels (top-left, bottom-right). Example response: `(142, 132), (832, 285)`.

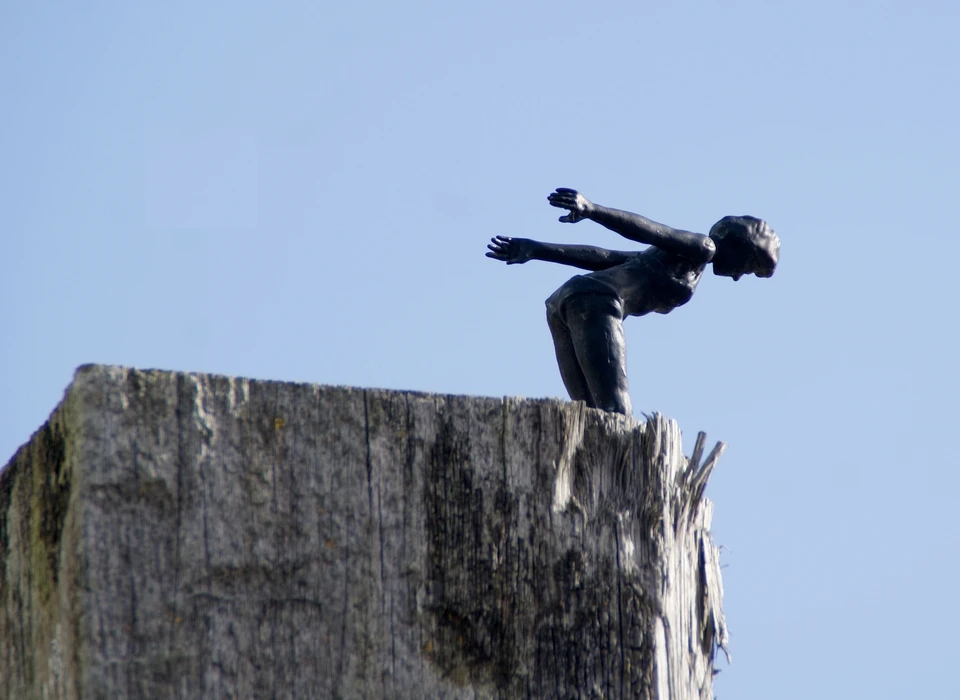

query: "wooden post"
(1, 365), (727, 699)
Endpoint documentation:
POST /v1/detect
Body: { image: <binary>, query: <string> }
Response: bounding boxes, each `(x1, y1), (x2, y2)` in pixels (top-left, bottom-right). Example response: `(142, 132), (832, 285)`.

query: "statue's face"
(712, 234), (778, 280)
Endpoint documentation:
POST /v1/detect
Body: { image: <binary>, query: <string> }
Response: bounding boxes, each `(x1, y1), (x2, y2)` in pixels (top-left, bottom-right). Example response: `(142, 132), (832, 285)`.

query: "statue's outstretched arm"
(486, 236), (633, 272)
(547, 188), (716, 264)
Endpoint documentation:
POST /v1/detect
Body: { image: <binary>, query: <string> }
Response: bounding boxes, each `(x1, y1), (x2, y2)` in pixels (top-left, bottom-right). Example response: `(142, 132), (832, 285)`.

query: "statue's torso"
(586, 247), (705, 317)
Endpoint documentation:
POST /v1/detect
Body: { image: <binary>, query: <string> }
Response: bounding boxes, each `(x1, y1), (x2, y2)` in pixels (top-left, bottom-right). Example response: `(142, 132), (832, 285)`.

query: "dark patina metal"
(487, 188), (780, 415)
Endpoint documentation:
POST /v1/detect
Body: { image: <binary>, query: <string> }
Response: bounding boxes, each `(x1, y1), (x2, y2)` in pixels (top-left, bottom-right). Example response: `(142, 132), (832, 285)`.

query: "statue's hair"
(709, 215), (780, 269)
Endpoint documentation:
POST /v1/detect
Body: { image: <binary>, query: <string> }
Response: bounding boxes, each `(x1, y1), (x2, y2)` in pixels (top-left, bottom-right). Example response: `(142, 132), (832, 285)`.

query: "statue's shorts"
(545, 275), (624, 328)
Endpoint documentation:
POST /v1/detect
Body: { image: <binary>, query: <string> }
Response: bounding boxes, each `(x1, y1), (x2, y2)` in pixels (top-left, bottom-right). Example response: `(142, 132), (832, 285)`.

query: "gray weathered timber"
(1, 365), (728, 699)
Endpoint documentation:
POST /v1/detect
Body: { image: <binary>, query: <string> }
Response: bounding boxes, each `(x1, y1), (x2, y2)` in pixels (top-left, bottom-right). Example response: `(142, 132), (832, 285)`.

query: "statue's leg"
(563, 294), (632, 416)
(546, 294), (595, 406)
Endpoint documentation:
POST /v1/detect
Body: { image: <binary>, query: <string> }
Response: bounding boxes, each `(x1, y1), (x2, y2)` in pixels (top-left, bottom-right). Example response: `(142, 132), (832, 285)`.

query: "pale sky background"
(2, 2), (958, 697)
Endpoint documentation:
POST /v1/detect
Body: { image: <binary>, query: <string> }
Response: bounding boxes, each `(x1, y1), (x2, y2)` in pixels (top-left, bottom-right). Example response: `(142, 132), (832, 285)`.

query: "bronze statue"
(487, 188), (780, 416)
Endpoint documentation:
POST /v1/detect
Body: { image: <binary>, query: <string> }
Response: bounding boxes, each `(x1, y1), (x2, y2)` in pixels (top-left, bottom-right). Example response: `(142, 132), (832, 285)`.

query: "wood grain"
(1, 365), (727, 699)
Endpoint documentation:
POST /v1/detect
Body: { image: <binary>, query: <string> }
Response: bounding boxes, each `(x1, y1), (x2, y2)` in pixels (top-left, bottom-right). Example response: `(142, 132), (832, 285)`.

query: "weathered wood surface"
(1, 365), (727, 699)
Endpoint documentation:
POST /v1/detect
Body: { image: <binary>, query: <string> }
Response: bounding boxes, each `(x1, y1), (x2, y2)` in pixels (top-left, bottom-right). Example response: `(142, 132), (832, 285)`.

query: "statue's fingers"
(555, 187), (577, 195)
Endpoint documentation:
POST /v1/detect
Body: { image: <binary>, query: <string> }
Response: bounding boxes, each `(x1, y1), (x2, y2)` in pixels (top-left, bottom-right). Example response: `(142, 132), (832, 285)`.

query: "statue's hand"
(486, 236), (537, 265)
(548, 187), (594, 223)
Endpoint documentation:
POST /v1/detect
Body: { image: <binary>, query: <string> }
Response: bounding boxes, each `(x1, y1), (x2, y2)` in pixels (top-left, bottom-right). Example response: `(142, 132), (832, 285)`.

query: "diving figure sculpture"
(486, 188), (780, 417)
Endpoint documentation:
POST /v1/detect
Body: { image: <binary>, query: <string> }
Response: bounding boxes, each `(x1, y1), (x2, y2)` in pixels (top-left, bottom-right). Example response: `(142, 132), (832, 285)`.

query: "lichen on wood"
(1, 365), (727, 699)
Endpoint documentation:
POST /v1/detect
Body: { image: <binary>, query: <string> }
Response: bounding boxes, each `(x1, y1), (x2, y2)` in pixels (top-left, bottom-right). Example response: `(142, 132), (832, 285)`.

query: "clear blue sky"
(2, 2), (958, 697)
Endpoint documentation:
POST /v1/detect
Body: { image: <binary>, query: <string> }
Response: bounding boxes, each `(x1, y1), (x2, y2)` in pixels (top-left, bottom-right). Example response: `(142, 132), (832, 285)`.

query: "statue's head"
(709, 216), (780, 280)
